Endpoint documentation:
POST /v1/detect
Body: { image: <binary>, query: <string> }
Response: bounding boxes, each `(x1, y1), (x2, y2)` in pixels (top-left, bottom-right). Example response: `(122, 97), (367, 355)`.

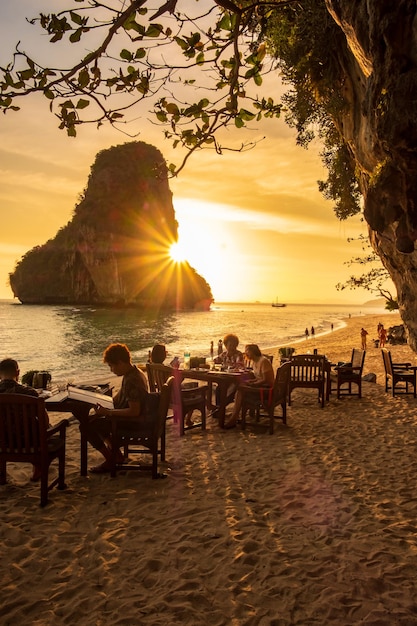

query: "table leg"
(217, 381), (229, 428)
(71, 407), (91, 476)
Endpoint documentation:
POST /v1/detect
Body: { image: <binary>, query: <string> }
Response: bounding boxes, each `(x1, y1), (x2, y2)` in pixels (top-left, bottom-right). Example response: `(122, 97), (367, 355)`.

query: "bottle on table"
(210, 341), (214, 359)
(184, 348), (191, 369)
(217, 339), (223, 355)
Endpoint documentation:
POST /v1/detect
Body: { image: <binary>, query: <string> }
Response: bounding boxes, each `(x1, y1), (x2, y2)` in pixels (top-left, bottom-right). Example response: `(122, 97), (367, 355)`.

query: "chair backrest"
(381, 348), (393, 376)
(159, 377), (174, 421)
(139, 377), (174, 437)
(351, 348), (365, 371)
(273, 361), (291, 403)
(146, 362), (173, 392)
(290, 354), (325, 382)
(0, 393), (48, 454)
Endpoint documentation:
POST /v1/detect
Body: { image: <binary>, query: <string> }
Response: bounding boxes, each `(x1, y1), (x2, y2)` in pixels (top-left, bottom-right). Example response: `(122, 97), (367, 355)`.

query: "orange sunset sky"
(0, 1), (386, 305)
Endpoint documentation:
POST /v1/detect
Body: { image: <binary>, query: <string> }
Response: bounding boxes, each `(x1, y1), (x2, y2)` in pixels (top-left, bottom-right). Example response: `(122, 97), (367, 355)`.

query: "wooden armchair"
(146, 363), (207, 436)
(288, 354), (327, 407)
(381, 348), (417, 397)
(110, 377), (174, 478)
(240, 362), (291, 434)
(332, 348), (365, 398)
(0, 393), (68, 506)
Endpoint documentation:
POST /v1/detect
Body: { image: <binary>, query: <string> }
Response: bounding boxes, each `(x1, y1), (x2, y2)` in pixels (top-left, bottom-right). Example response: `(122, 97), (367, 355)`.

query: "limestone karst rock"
(9, 141), (213, 310)
(323, 1), (417, 348)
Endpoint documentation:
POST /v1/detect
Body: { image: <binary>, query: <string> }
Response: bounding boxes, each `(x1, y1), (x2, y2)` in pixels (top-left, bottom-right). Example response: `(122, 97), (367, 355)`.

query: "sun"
(169, 241), (187, 263)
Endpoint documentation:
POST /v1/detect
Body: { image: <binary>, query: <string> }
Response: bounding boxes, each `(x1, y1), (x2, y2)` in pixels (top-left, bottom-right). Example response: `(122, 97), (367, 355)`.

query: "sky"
(0, 1), (387, 305)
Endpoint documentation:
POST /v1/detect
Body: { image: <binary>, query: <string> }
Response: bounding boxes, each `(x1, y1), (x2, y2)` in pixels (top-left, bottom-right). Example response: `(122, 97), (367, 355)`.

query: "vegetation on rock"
(9, 142), (213, 310)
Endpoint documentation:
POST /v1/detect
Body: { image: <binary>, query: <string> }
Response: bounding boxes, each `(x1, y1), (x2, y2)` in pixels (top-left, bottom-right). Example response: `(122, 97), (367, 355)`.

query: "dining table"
(180, 367), (250, 428)
(45, 383), (113, 476)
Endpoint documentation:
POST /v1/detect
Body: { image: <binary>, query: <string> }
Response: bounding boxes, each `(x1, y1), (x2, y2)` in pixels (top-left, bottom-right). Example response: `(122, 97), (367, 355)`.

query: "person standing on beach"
(0, 358), (49, 481)
(82, 343), (149, 474)
(305, 328), (309, 339)
(311, 326), (315, 337)
(361, 328), (369, 350)
(379, 325), (387, 348)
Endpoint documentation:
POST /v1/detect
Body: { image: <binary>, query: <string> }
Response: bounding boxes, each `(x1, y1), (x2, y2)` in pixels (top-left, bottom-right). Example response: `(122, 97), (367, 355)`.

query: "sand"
(3, 312), (417, 625)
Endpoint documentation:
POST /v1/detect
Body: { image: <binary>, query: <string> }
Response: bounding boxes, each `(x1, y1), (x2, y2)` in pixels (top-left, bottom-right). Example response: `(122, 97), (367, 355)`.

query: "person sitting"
(82, 343), (149, 474)
(150, 342), (198, 427)
(0, 358), (49, 481)
(151, 344), (167, 364)
(212, 334), (244, 417)
(224, 344), (274, 429)
(214, 334), (244, 369)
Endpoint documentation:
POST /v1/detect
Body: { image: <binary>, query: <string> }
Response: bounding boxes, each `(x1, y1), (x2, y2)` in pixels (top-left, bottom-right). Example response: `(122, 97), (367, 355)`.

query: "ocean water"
(0, 300), (388, 384)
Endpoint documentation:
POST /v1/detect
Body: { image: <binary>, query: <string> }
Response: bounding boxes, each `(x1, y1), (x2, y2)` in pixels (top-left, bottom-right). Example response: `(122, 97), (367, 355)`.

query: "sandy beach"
(3, 312), (417, 625)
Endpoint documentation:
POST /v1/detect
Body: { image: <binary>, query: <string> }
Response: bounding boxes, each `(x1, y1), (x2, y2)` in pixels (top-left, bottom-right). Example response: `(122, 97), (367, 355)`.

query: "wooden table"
(45, 384), (113, 476)
(181, 368), (248, 428)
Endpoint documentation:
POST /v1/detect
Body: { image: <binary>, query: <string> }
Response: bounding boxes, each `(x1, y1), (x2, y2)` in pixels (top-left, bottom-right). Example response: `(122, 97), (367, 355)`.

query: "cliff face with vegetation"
(323, 1), (417, 347)
(9, 142), (213, 310)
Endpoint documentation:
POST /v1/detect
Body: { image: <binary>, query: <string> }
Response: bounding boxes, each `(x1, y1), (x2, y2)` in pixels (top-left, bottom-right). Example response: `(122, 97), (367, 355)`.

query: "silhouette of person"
(361, 328), (368, 349)
(379, 326), (387, 348)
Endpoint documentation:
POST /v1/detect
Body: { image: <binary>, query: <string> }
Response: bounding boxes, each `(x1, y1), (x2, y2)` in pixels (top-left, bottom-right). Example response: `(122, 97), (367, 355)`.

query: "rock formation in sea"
(9, 141), (213, 310)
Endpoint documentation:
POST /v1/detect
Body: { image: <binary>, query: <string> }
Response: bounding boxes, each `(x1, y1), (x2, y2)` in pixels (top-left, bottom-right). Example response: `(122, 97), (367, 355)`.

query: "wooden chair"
(331, 348), (365, 398)
(146, 363), (207, 436)
(110, 377), (174, 478)
(240, 362), (291, 434)
(288, 354), (327, 407)
(0, 393), (69, 506)
(381, 348), (417, 397)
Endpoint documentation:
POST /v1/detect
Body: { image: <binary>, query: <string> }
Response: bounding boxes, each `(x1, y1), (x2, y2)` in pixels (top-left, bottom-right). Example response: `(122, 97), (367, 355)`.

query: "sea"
(0, 299), (388, 385)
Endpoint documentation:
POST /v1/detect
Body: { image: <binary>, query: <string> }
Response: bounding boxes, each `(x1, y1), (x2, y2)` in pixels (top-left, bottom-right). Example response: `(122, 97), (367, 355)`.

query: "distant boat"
(272, 297), (286, 308)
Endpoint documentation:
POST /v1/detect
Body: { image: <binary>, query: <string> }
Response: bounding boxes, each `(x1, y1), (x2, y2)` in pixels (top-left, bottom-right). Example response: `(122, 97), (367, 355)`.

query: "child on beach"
(361, 327), (368, 349)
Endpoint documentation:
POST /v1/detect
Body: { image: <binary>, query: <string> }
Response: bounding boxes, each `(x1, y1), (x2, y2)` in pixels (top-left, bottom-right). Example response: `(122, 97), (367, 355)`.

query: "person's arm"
(95, 400), (141, 419)
(248, 360), (274, 387)
(235, 351), (244, 365)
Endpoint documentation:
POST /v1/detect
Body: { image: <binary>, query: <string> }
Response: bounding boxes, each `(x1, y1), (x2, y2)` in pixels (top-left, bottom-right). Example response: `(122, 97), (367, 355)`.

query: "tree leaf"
(120, 49), (133, 61)
(145, 24), (163, 38)
(69, 29), (83, 43)
(76, 98), (90, 109)
(70, 11), (84, 26)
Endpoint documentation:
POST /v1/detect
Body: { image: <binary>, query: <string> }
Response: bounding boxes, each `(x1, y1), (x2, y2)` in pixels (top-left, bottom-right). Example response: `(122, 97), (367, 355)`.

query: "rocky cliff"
(9, 141), (213, 310)
(323, 1), (417, 348)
